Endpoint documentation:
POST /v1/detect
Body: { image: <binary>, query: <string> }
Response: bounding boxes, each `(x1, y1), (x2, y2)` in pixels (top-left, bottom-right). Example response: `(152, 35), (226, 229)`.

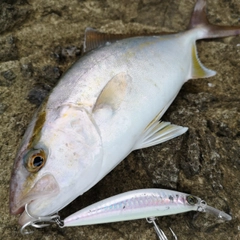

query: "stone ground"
(0, 0), (240, 239)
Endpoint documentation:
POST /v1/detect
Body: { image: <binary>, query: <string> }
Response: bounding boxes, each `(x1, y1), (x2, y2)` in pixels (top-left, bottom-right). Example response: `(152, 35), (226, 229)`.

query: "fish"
(10, 0), (240, 227)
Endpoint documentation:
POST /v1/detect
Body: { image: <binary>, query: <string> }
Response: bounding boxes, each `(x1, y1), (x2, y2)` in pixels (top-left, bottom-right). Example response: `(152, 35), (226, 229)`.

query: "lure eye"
(24, 149), (46, 173)
(186, 195), (198, 205)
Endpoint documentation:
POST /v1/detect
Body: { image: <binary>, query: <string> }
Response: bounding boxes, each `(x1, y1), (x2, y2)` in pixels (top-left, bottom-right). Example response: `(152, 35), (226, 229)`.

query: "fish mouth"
(18, 200), (37, 226)
(12, 205), (25, 215)
(10, 174), (60, 225)
(13, 200), (41, 226)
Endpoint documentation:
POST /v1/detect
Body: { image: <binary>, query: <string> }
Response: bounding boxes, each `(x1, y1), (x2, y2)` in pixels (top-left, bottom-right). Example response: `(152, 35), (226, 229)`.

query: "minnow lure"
(21, 188), (231, 239)
(62, 189), (231, 227)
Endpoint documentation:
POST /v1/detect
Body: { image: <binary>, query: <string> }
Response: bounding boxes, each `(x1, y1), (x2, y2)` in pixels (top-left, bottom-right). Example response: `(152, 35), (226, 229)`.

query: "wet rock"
(0, 103), (7, 114)
(0, 35), (18, 62)
(183, 92), (217, 110)
(0, 0), (27, 4)
(41, 65), (62, 85)
(180, 130), (201, 177)
(207, 114), (238, 139)
(53, 46), (81, 63)
(21, 63), (33, 78)
(27, 86), (49, 106)
(0, 2), (30, 34)
(26, 65), (62, 105)
(216, 122), (232, 138)
(0, 69), (16, 86)
(1, 69), (16, 80)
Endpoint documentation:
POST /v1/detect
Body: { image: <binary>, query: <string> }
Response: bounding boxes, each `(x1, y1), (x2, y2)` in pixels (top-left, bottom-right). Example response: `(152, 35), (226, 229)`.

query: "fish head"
(10, 103), (103, 226)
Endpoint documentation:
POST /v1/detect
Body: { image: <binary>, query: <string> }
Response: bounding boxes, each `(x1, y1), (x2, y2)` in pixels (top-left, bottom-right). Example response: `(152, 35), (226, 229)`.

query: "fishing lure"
(21, 188), (231, 239)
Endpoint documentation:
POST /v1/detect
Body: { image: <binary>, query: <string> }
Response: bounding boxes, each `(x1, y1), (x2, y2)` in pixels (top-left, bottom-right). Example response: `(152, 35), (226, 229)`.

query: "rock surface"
(1, 0), (240, 239)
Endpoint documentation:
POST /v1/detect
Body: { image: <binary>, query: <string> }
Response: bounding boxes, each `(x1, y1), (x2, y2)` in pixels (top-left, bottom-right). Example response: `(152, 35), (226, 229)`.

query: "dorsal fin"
(83, 28), (134, 53)
(83, 28), (172, 53)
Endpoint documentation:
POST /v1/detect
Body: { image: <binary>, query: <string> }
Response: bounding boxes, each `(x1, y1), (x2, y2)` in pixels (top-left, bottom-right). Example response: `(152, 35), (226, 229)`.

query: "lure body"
(63, 189), (200, 227)
(20, 188), (232, 235)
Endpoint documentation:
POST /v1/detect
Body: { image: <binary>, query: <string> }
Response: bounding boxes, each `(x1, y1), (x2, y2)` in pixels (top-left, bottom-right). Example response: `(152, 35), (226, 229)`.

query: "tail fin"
(188, 0), (240, 39)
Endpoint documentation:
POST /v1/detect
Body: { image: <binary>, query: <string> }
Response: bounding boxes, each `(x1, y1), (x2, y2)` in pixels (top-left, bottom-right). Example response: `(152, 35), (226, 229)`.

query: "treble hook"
(146, 217), (177, 240)
(20, 203), (61, 235)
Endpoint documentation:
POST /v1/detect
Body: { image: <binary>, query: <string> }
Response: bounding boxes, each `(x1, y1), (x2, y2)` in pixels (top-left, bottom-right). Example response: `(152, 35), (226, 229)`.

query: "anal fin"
(133, 121), (188, 150)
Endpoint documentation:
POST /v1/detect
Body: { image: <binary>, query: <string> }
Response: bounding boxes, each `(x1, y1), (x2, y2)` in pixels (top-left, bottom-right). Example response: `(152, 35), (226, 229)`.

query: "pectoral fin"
(133, 120), (188, 150)
(93, 72), (132, 123)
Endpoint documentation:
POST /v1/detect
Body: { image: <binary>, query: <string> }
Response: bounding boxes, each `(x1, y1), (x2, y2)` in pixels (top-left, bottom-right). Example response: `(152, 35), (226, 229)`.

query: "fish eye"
(186, 195), (198, 205)
(23, 149), (46, 173)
